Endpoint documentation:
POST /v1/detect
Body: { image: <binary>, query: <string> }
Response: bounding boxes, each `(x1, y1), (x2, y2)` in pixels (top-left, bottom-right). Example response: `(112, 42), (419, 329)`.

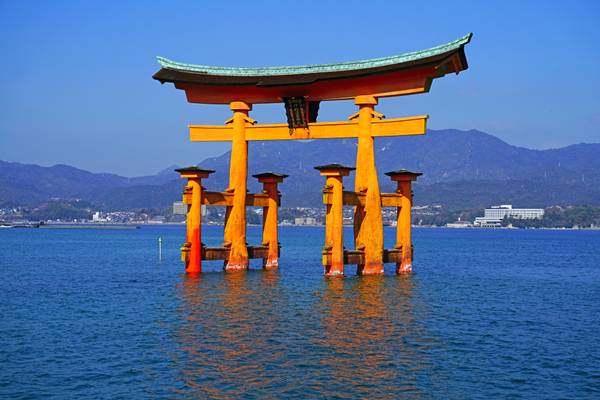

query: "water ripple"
(0, 226), (599, 398)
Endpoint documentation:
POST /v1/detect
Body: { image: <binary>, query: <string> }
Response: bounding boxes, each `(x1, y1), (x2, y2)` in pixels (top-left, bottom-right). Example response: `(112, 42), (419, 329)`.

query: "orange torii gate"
(154, 33), (472, 275)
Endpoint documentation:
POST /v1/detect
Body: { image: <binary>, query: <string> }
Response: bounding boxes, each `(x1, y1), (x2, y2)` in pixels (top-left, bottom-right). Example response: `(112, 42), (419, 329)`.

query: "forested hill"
(2, 129), (599, 210)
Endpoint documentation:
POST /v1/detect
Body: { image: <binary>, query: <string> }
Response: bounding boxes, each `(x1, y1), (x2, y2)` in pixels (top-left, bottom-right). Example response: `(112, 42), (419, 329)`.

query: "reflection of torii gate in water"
(153, 33), (472, 276)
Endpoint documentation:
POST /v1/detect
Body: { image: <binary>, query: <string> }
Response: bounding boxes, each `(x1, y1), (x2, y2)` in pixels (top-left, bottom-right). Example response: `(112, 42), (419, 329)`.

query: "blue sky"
(1, 0), (599, 176)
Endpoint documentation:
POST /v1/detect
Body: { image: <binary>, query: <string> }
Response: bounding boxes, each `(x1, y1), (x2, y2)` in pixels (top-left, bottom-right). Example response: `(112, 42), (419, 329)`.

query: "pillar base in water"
(224, 260), (249, 272)
(325, 269), (344, 278)
(185, 268), (201, 274)
(357, 263), (384, 276)
(396, 262), (412, 274)
(263, 259), (279, 269)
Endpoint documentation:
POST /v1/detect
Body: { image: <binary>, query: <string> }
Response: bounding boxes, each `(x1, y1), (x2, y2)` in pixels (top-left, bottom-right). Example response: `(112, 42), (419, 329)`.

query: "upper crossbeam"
(189, 115), (428, 142)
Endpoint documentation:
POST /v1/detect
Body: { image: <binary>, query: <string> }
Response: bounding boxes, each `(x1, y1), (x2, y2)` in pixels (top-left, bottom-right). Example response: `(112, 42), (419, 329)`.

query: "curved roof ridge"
(157, 33), (472, 77)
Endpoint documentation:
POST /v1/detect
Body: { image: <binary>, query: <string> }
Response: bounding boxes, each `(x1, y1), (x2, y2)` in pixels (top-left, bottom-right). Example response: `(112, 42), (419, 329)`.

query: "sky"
(1, 0), (599, 176)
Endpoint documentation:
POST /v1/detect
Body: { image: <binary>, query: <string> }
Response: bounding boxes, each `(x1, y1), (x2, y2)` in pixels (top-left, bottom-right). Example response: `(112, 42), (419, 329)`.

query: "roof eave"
(153, 33), (472, 83)
(152, 46), (468, 86)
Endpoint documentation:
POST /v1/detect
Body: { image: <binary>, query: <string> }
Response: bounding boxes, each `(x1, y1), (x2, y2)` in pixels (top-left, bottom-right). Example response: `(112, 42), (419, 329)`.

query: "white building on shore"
(294, 217), (317, 226)
(474, 204), (544, 227)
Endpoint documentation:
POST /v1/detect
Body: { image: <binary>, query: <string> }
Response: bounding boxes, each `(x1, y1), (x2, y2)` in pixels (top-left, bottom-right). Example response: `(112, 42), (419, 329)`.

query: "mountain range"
(2, 129), (599, 210)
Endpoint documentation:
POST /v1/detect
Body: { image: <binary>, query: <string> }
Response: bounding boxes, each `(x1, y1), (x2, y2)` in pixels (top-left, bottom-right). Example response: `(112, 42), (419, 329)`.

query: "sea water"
(1, 226), (599, 398)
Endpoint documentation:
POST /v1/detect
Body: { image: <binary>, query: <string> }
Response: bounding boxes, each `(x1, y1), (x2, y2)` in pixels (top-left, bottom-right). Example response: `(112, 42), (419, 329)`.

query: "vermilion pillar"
(385, 170), (422, 274)
(253, 172), (288, 269)
(316, 164), (355, 277)
(224, 101), (253, 271)
(176, 167), (215, 273)
(352, 95), (384, 275)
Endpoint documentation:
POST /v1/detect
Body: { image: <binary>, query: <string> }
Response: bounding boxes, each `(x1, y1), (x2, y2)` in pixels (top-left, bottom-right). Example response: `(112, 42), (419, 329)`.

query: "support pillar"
(253, 172), (288, 269)
(176, 167), (215, 273)
(385, 170), (422, 274)
(352, 95), (384, 275)
(316, 164), (355, 277)
(224, 101), (254, 271)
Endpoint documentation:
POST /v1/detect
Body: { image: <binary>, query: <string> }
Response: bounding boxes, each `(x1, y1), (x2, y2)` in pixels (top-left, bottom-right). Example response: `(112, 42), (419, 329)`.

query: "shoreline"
(2, 222), (599, 231)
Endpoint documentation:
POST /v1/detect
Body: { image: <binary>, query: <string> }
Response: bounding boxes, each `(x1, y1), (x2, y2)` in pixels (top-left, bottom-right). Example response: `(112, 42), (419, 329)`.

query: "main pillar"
(224, 101), (253, 271)
(316, 164), (355, 277)
(176, 167), (214, 273)
(253, 172), (288, 269)
(385, 170), (422, 274)
(352, 96), (384, 275)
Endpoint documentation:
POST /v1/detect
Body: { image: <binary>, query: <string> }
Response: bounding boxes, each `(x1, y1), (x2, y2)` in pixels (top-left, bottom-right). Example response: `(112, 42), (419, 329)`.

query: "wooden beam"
(201, 191), (271, 207)
(321, 248), (403, 265)
(201, 245), (274, 261)
(189, 115), (428, 142)
(381, 193), (404, 208)
(323, 191), (404, 208)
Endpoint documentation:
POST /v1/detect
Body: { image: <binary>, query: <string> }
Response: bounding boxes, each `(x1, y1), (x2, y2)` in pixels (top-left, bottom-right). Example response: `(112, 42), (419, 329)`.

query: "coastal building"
(474, 204), (544, 227)
(148, 216), (166, 224)
(446, 219), (473, 228)
(473, 218), (503, 228)
(172, 201), (187, 215)
(173, 202), (207, 217)
(484, 204), (544, 219)
(294, 217), (317, 226)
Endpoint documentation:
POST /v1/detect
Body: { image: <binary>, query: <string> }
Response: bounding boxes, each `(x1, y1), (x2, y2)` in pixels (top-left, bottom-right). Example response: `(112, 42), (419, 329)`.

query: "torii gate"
(154, 33), (472, 275)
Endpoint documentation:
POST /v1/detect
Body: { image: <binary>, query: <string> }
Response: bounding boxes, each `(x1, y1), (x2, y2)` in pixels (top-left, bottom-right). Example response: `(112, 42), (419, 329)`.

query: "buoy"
(158, 237), (162, 261)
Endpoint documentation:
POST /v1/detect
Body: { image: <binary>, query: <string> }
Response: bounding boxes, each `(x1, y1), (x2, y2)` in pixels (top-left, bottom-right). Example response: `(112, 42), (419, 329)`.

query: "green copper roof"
(314, 163), (356, 171)
(157, 33), (472, 77)
(252, 172), (289, 179)
(174, 166), (215, 174)
(385, 169), (423, 177)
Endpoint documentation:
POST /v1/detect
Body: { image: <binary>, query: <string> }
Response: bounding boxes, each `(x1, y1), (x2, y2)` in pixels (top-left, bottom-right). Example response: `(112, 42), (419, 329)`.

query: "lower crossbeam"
(201, 245), (278, 261)
(321, 248), (403, 266)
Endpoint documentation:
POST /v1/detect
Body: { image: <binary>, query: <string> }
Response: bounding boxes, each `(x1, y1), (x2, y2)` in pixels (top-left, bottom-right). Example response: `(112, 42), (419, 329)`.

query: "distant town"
(1, 200), (599, 229)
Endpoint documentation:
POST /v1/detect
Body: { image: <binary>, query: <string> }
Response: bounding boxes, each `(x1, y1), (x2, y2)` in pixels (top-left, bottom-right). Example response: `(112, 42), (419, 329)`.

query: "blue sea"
(1, 226), (599, 399)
